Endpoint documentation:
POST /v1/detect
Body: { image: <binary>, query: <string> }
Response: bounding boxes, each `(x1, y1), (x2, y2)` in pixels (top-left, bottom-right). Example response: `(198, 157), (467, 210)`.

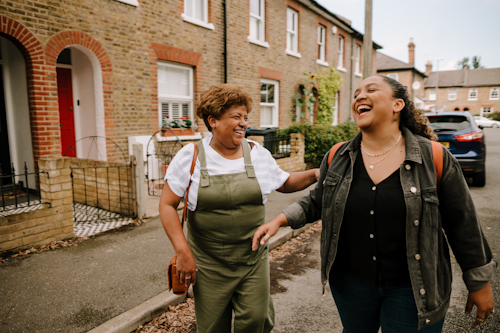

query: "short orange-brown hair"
(196, 84), (253, 132)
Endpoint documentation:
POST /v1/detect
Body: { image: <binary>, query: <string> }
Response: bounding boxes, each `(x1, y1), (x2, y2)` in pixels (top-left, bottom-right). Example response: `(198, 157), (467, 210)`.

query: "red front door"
(57, 68), (76, 157)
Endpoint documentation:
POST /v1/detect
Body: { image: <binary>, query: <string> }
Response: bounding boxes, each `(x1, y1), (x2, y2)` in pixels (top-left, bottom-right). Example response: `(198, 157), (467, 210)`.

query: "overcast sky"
(317, 0), (500, 73)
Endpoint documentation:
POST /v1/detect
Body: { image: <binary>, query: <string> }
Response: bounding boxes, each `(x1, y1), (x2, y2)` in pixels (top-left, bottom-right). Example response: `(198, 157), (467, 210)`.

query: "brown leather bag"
(168, 143), (198, 295)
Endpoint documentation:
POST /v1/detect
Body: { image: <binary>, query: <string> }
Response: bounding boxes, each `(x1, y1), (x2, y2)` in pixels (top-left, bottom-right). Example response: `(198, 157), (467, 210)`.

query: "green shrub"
(278, 122), (359, 164)
(489, 112), (500, 121)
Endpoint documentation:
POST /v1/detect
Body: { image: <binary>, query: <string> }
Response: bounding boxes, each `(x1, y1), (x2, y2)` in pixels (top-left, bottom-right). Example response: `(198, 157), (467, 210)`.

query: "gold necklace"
(361, 132), (402, 170)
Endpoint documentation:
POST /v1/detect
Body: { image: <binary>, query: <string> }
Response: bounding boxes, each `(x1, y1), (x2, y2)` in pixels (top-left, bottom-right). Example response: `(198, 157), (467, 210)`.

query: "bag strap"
(327, 141), (346, 167)
(431, 141), (443, 189)
(327, 140), (444, 188)
(181, 143), (199, 228)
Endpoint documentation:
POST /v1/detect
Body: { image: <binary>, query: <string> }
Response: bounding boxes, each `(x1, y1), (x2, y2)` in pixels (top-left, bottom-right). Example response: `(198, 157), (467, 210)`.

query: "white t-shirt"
(165, 135), (290, 211)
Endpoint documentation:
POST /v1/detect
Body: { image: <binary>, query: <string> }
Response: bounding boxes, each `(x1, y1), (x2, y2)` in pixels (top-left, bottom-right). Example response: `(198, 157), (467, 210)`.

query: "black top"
(332, 152), (410, 287)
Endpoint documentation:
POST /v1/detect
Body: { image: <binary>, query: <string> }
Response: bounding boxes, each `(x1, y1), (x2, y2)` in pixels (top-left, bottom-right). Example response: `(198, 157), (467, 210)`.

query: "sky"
(316, 0), (500, 73)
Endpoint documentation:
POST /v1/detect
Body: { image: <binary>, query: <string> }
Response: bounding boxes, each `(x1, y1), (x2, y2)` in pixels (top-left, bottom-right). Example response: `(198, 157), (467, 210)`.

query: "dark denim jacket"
(283, 128), (497, 329)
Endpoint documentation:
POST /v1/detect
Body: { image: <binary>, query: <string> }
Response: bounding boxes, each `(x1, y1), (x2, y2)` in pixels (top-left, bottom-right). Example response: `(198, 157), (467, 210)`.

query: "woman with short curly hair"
(160, 84), (319, 333)
(254, 75), (495, 332)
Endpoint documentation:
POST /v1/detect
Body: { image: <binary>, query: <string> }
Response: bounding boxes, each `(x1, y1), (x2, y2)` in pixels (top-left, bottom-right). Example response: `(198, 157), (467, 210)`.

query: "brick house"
(424, 66), (500, 115)
(0, 0), (379, 170)
(376, 38), (427, 109)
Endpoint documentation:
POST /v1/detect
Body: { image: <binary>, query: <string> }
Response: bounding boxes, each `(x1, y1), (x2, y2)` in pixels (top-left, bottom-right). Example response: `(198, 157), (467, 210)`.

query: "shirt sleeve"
(164, 143), (196, 198)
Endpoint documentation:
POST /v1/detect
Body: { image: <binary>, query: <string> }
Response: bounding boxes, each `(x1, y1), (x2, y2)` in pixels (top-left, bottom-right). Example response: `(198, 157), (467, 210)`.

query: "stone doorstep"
(88, 223), (311, 333)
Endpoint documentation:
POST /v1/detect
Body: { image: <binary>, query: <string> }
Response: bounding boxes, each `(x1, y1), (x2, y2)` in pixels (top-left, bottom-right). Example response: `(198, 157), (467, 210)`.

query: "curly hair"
(196, 84), (253, 132)
(378, 75), (437, 141)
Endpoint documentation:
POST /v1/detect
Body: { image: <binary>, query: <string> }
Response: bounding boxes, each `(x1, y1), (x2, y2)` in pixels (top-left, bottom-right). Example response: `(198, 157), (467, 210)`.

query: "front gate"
(64, 136), (135, 223)
(145, 130), (184, 196)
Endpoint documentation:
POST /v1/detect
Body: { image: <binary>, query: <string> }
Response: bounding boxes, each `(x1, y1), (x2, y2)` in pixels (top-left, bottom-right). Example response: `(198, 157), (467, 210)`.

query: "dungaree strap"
(197, 141), (210, 187)
(241, 138), (256, 178)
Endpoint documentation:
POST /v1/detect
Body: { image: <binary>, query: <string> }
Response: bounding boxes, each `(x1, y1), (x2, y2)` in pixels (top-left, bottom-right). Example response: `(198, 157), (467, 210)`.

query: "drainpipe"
(349, 34), (355, 121)
(223, 0), (227, 83)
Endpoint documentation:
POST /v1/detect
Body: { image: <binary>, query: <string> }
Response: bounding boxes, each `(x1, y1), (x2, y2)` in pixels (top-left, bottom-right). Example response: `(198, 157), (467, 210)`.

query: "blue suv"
(426, 111), (486, 187)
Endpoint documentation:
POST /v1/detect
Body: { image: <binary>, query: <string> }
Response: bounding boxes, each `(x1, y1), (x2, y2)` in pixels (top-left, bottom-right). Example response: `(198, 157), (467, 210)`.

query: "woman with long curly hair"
(253, 75), (496, 332)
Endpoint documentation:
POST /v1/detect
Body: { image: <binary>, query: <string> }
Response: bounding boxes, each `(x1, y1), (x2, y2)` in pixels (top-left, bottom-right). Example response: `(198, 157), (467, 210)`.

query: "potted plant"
(161, 116), (198, 137)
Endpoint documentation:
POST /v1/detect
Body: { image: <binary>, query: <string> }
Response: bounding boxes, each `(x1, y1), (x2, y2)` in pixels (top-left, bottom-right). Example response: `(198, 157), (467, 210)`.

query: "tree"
(458, 56), (484, 69)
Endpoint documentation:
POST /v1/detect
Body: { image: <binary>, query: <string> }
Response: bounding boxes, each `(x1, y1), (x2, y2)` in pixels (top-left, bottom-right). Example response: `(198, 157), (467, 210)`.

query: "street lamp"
(435, 58), (443, 112)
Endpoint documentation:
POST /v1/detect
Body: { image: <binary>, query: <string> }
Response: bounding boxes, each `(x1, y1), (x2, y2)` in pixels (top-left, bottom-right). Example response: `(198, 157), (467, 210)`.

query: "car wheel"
(493, 123), (499, 128)
(472, 170), (486, 187)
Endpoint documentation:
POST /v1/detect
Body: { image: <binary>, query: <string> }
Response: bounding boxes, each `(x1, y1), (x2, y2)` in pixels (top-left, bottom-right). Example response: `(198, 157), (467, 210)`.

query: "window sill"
(286, 49), (302, 58)
(490, 98), (499, 101)
(355, 73), (362, 77)
(468, 99), (478, 101)
(248, 37), (270, 48)
(156, 132), (203, 141)
(182, 14), (215, 30)
(316, 59), (329, 67)
(448, 99), (457, 101)
(113, 0), (138, 6)
(337, 67), (347, 72)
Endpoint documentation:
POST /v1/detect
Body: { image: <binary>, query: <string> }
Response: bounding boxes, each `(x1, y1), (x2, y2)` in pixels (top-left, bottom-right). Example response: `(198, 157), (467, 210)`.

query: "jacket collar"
(340, 127), (423, 164)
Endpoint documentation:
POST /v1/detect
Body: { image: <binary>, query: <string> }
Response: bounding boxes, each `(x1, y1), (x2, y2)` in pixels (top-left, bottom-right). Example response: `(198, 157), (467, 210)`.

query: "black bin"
(245, 127), (279, 154)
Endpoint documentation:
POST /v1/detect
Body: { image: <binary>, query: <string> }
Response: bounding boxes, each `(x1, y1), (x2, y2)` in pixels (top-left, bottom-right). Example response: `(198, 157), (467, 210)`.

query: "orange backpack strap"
(431, 141), (443, 189)
(327, 142), (346, 167)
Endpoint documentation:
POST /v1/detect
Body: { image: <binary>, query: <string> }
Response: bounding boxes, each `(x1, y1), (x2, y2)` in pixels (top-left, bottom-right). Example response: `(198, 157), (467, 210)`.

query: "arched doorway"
(55, 46), (106, 160)
(0, 36), (35, 187)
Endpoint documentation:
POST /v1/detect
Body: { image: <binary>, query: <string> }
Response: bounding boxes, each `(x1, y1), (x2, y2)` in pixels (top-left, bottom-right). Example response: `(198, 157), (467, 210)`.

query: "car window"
(427, 116), (471, 132)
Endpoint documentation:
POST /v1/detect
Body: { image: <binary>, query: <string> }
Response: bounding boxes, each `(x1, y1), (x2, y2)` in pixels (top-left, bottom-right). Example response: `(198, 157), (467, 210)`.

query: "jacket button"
(405, 164), (411, 170)
(425, 319), (431, 324)
(415, 254), (421, 260)
(372, 186), (376, 191)
(420, 288), (426, 295)
(369, 234), (374, 238)
(414, 220), (419, 226)
(370, 210), (374, 215)
(410, 187), (417, 193)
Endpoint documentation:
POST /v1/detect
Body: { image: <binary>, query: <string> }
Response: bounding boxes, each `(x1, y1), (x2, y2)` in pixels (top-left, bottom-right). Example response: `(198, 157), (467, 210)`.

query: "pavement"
(0, 184), (314, 333)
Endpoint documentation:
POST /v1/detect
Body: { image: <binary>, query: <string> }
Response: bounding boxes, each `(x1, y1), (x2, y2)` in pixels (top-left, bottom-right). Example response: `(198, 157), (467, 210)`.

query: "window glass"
(427, 116), (470, 132)
(185, 0), (205, 22)
(448, 89), (457, 100)
(491, 87), (499, 99)
(318, 25), (325, 61)
(249, 0), (264, 42)
(469, 88), (477, 100)
(337, 36), (344, 68)
(286, 8), (298, 53)
(260, 80), (279, 127)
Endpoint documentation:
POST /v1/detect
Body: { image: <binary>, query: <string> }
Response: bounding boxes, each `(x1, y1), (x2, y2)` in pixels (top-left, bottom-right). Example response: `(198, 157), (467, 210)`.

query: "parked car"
(426, 111), (486, 187)
(473, 116), (500, 128)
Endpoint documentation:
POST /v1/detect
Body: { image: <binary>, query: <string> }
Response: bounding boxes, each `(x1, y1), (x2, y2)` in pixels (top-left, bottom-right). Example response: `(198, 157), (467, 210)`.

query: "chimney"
(408, 38), (415, 66)
(425, 60), (432, 76)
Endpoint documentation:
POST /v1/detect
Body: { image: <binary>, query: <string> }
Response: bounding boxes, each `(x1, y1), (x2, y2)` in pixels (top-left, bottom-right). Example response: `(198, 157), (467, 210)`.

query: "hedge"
(277, 122), (359, 164)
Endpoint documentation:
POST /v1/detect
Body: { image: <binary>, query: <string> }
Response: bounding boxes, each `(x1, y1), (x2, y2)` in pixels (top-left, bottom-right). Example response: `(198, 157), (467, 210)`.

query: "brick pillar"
(408, 38), (415, 66)
(38, 157), (74, 238)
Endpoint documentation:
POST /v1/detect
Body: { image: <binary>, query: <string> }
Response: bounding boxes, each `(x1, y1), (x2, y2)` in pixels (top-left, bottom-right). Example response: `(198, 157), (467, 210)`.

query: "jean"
(329, 271), (445, 333)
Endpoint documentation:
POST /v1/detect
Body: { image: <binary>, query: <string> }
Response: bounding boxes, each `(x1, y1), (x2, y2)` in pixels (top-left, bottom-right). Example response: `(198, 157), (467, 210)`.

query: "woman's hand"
(252, 213), (289, 251)
(465, 281), (494, 327)
(176, 249), (198, 287)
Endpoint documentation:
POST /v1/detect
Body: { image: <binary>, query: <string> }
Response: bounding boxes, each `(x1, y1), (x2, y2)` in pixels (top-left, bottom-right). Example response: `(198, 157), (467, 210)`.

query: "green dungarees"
(187, 139), (275, 333)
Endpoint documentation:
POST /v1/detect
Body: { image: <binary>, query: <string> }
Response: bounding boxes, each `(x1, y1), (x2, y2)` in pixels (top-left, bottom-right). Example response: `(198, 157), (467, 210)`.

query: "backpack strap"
(327, 141), (346, 167)
(431, 141), (443, 189)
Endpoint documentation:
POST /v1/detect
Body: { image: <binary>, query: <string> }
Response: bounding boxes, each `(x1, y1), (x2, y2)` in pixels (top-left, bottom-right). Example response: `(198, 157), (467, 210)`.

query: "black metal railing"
(0, 162), (49, 215)
(264, 135), (294, 159)
(71, 164), (134, 222)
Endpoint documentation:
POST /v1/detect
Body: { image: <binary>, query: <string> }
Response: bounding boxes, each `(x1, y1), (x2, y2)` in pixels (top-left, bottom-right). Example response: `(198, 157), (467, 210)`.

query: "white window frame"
(337, 36), (345, 71)
(354, 45), (361, 76)
(481, 106), (493, 115)
(331, 92), (339, 126)
(248, 0), (269, 48)
(468, 88), (478, 101)
(428, 89), (436, 101)
(316, 25), (328, 66)
(490, 87), (499, 100)
(260, 78), (279, 127)
(286, 8), (301, 58)
(113, 0), (138, 6)
(182, 0), (215, 30)
(448, 88), (457, 101)
(157, 62), (195, 133)
(387, 73), (399, 81)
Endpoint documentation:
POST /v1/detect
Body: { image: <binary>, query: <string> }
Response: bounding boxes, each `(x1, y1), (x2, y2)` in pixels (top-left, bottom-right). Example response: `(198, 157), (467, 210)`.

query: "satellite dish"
(412, 81), (421, 90)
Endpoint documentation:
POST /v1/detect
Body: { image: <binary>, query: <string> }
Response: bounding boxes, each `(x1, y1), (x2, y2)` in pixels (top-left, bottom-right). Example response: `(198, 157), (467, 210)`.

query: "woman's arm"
(159, 182), (197, 287)
(252, 213), (289, 251)
(277, 169), (320, 193)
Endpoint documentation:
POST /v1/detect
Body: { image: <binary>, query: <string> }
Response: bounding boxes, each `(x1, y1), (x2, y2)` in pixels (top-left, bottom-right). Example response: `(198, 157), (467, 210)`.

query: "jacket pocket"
(322, 174), (340, 208)
(422, 190), (440, 229)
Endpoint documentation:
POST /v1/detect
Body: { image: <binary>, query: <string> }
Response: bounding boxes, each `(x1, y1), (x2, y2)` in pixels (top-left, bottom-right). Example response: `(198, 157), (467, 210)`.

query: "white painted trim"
(181, 14), (215, 30)
(316, 59), (329, 67)
(247, 36), (270, 48)
(490, 87), (499, 100)
(355, 73), (362, 77)
(156, 133), (202, 141)
(1, 38), (17, 169)
(285, 49), (302, 58)
(113, 0), (139, 6)
(337, 67), (347, 72)
(260, 78), (279, 128)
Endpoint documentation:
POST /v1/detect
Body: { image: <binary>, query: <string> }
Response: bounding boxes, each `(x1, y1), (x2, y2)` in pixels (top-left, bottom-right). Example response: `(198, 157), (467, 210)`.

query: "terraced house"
(0, 0), (379, 252)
